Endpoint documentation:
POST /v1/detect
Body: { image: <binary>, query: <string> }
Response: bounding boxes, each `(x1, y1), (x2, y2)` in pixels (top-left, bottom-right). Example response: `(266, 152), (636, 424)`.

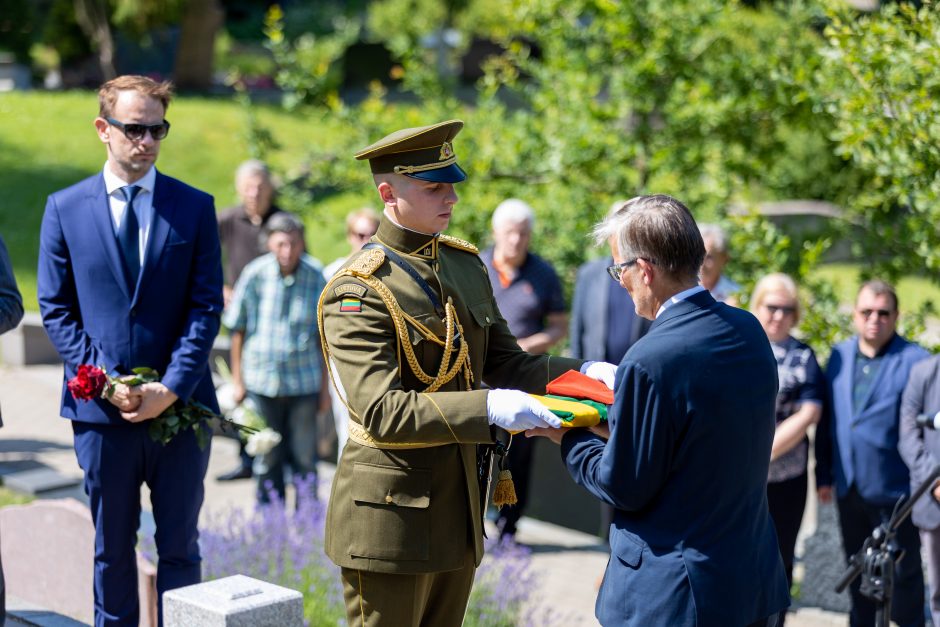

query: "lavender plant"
(140, 481), (552, 625)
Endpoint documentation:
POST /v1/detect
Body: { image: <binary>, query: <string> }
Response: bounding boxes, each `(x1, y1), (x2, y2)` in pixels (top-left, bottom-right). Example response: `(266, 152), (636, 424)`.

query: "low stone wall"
(1, 312), (231, 369)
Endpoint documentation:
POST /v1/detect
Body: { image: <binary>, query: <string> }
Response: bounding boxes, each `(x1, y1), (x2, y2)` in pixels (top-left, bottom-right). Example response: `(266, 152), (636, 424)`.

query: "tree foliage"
(256, 0), (940, 353)
(814, 0), (940, 282)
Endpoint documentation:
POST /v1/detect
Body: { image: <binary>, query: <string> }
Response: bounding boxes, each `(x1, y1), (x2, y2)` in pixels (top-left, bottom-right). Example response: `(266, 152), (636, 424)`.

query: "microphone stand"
(834, 465), (940, 627)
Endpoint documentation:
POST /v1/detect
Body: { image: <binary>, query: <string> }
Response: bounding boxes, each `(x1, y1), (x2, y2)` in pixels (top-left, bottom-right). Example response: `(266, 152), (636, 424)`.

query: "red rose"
(67, 365), (108, 401)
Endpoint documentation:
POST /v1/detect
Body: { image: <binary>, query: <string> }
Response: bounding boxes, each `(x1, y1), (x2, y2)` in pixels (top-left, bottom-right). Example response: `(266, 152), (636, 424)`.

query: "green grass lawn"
(0, 91), (373, 310)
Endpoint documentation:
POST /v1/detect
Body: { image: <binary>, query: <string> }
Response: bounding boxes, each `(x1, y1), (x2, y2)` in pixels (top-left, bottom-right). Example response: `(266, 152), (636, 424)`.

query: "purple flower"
(138, 476), (556, 625)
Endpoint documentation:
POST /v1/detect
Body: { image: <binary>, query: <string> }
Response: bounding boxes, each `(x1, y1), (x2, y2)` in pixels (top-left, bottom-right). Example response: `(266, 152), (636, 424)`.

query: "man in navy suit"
(816, 280), (929, 627)
(530, 194), (789, 626)
(38, 75), (223, 626)
(570, 201), (651, 543)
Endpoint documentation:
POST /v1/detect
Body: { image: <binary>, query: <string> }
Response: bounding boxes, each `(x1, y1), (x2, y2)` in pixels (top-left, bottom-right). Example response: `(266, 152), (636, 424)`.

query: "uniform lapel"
(88, 174), (131, 301)
(132, 172), (174, 307)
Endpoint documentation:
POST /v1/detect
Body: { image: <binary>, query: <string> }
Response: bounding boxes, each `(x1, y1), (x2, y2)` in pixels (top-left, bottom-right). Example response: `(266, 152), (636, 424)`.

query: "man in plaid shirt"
(223, 212), (329, 503)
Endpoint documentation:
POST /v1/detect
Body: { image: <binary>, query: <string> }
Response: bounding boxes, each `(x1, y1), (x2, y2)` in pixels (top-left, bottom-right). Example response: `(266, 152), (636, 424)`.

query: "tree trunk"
(173, 0), (224, 91)
(74, 0), (116, 80)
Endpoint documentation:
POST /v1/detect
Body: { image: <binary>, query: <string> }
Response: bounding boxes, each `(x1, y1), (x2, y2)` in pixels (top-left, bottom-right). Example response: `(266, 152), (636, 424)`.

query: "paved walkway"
(0, 364), (848, 626)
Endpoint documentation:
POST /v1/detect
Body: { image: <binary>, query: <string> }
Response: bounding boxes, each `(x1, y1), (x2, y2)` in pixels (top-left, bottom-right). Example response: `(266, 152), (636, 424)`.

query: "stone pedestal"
(163, 575), (303, 627)
(0, 312), (61, 366)
(799, 502), (851, 612)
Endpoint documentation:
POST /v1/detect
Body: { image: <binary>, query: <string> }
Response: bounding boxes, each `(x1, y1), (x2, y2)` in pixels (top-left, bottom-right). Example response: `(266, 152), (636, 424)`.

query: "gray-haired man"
(217, 159), (284, 480)
(223, 213), (329, 503)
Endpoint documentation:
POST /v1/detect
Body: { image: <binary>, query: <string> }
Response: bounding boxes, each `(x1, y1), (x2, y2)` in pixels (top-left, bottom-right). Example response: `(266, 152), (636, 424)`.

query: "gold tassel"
(492, 469), (517, 508)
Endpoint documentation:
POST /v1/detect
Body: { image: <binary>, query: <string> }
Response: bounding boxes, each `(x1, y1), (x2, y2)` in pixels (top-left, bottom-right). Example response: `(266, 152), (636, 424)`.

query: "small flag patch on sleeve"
(340, 297), (362, 312)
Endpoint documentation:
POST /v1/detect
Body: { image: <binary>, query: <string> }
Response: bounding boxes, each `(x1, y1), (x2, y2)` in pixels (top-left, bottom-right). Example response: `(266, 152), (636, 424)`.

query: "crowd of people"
(14, 72), (940, 626)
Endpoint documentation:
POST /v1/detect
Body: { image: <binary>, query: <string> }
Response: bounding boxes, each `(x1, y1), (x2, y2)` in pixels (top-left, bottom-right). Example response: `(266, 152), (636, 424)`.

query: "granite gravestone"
(0, 498), (157, 625)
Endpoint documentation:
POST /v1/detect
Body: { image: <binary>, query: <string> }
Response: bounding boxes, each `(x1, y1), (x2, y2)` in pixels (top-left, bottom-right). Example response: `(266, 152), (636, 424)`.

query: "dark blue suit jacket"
(816, 334), (929, 506)
(561, 290), (789, 626)
(38, 171), (223, 425)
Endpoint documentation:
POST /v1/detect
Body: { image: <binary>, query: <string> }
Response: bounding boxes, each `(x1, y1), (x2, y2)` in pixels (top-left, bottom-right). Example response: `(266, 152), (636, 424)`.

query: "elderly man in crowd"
(816, 280), (929, 627)
(224, 213), (329, 504)
(570, 201), (652, 543)
(530, 194), (788, 626)
(217, 159), (285, 482)
(698, 222), (740, 305)
(481, 198), (568, 542)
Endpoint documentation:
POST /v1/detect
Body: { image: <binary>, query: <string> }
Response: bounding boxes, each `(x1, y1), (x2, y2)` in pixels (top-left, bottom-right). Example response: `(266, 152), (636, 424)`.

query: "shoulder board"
(439, 234), (479, 254)
(346, 247), (386, 277)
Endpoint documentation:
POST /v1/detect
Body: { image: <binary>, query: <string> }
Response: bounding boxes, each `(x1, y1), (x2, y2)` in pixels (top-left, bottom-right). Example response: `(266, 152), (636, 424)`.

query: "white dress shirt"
(103, 163), (156, 267)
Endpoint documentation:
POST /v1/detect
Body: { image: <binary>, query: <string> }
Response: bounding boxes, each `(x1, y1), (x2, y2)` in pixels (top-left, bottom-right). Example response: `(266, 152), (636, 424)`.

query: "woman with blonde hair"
(750, 273), (825, 626)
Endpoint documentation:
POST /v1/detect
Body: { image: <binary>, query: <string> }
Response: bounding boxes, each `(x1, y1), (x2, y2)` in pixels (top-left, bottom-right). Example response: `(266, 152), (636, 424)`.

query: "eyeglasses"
(106, 117), (171, 141)
(606, 258), (651, 281)
(764, 304), (796, 316)
(349, 231), (375, 240)
(857, 308), (893, 320)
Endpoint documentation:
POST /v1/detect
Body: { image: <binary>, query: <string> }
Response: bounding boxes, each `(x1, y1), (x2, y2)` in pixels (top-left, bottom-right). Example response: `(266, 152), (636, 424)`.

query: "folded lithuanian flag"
(528, 394), (602, 428)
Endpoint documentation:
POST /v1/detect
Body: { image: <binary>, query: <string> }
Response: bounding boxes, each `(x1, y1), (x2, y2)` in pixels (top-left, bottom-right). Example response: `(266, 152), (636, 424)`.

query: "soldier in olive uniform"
(318, 120), (615, 625)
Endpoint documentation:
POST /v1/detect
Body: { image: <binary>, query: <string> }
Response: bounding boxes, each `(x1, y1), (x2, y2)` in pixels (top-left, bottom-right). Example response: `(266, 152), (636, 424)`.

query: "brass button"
(385, 494), (394, 504)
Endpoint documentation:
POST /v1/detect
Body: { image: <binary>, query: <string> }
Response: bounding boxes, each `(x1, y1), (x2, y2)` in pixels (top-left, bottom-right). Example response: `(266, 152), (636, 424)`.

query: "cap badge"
(439, 142), (454, 161)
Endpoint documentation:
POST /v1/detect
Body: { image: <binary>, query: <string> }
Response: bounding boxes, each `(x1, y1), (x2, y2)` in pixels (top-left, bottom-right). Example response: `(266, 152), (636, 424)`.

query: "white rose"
(245, 428), (282, 457)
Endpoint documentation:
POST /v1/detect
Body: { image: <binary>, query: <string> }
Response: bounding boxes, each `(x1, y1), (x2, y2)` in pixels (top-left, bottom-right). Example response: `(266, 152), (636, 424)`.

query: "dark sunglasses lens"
(121, 122), (169, 141)
(121, 124), (146, 141)
(151, 122), (169, 140)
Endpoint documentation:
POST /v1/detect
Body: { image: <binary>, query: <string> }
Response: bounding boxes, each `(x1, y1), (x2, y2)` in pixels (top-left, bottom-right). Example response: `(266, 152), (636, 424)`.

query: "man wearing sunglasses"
(816, 280), (929, 627)
(38, 75), (223, 626)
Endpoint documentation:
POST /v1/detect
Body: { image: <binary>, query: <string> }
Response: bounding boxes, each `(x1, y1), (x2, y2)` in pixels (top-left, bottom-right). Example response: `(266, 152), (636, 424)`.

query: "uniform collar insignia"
(376, 217), (440, 261)
(411, 238), (439, 260)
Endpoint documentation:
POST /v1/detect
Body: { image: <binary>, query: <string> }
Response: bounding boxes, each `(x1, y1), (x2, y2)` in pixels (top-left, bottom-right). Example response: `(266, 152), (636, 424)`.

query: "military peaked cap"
(354, 119), (467, 183)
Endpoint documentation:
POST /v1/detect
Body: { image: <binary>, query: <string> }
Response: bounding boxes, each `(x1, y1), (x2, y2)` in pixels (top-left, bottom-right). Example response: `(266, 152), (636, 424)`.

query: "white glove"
(486, 389), (563, 431)
(581, 361), (618, 390)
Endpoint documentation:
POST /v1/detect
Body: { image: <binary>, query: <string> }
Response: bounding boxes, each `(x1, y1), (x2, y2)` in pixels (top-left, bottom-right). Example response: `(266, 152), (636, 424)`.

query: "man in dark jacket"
(530, 194), (788, 626)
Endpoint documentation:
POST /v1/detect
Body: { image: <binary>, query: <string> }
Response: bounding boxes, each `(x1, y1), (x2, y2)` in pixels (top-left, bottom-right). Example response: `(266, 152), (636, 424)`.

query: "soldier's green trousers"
(340, 549), (475, 626)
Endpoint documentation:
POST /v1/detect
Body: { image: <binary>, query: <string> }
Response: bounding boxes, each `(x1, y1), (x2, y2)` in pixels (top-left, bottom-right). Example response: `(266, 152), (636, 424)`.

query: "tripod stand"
(835, 465), (940, 627)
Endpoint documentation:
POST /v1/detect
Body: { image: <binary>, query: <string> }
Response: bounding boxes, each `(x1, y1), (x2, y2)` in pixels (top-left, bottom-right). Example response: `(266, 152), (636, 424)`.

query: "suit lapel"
(132, 172), (175, 306)
(88, 175), (132, 301)
(837, 342), (856, 421)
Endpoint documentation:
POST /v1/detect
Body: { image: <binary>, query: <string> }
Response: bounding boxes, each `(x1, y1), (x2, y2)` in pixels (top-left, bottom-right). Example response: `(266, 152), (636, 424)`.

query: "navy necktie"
(117, 185), (141, 291)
